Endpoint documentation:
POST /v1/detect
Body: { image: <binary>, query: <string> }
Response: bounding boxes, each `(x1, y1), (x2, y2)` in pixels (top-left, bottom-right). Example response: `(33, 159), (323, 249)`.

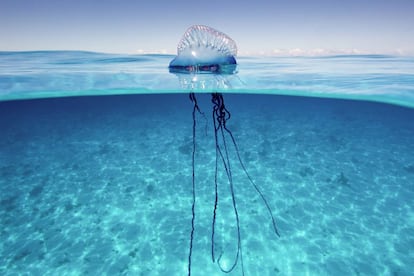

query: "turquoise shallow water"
(1, 52), (414, 275)
(1, 51), (414, 107)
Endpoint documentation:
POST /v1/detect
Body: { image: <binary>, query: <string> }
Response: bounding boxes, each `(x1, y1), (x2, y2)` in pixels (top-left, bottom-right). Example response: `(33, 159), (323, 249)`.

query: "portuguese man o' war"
(170, 25), (280, 276)
(169, 25), (237, 74)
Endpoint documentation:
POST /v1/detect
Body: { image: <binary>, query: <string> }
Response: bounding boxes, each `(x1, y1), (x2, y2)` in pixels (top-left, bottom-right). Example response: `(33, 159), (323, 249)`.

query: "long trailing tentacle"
(211, 94), (233, 264)
(211, 98), (219, 263)
(211, 93), (245, 275)
(216, 122), (244, 275)
(188, 92), (204, 276)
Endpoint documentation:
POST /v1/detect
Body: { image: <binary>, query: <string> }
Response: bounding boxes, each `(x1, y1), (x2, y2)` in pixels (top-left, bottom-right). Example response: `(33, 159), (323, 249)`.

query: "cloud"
(135, 49), (172, 54)
(238, 48), (413, 57)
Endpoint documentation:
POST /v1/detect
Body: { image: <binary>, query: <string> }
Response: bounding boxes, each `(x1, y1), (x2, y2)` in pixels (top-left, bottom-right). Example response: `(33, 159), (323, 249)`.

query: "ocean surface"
(1, 51), (414, 275)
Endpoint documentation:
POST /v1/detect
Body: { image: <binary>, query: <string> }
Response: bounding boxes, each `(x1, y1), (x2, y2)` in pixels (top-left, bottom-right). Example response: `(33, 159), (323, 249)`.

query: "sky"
(1, 0), (414, 56)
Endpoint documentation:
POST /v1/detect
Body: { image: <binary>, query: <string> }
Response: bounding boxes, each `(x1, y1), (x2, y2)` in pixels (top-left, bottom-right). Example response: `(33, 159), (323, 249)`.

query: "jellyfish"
(169, 25), (280, 276)
(169, 25), (237, 74)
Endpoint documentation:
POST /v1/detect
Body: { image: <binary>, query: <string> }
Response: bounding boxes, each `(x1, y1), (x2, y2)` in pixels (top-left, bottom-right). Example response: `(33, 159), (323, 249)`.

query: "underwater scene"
(1, 51), (414, 276)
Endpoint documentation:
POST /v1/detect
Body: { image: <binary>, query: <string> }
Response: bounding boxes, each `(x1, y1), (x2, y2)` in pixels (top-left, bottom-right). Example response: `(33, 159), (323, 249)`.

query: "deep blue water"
(1, 93), (414, 275)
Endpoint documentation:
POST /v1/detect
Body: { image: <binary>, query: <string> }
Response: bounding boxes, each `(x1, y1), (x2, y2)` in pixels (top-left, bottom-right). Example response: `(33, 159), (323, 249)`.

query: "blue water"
(1, 51), (414, 107)
(1, 52), (414, 275)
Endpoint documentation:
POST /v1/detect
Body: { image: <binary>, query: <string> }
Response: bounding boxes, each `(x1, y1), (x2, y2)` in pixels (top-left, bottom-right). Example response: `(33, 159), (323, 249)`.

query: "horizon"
(0, 49), (411, 58)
